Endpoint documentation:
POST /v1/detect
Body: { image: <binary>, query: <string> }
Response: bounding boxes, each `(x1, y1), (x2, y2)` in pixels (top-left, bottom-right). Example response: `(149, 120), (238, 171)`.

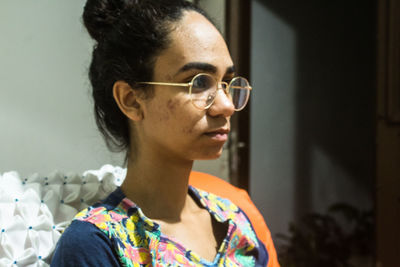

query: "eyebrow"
(175, 62), (235, 76)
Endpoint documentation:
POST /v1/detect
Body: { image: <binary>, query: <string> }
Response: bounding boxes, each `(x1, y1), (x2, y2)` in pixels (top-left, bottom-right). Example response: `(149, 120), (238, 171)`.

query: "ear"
(113, 81), (144, 121)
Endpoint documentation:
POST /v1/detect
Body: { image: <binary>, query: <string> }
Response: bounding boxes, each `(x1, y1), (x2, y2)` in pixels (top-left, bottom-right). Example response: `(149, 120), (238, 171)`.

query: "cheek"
(164, 98), (201, 135)
(166, 99), (177, 112)
(182, 125), (193, 134)
(157, 99), (177, 122)
(152, 98), (176, 122)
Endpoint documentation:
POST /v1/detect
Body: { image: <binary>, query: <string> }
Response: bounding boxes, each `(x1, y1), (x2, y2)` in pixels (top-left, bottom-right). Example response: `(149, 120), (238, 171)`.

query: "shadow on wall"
(254, 0), (375, 224)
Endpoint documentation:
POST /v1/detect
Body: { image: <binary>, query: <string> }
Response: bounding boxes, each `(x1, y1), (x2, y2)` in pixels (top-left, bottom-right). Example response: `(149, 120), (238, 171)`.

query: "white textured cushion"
(0, 165), (126, 267)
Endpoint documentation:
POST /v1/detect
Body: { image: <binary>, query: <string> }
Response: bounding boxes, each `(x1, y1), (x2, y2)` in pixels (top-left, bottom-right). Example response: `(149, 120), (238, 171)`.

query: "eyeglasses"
(137, 73), (252, 111)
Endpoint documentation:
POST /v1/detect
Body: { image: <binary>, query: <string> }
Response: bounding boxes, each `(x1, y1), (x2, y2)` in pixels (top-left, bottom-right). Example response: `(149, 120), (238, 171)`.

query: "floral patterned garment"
(73, 186), (268, 267)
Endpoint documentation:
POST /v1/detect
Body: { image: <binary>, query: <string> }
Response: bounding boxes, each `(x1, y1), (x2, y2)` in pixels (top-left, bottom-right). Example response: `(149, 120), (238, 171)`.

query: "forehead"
(154, 11), (233, 78)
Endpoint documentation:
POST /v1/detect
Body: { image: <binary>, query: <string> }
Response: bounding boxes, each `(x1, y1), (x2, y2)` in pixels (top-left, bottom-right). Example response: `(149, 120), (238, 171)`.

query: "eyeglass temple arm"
(138, 82), (252, 90)
(137, 81), (190, 87)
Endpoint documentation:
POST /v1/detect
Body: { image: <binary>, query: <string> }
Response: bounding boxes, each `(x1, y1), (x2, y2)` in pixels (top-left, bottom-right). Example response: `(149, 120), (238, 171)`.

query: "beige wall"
(0, 1), (122, 177)
(0, 1), (229, 180)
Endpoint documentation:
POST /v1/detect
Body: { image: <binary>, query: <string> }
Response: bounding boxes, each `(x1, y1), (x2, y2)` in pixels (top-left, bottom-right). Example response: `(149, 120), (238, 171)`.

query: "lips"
(204, 128), (230, 142)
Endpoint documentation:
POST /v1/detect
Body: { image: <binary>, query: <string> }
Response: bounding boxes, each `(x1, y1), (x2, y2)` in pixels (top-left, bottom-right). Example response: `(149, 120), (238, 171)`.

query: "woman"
(51, 0), (279, 266)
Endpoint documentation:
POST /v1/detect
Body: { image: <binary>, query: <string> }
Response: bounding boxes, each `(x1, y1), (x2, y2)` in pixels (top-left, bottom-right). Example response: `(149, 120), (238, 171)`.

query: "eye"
(193, 75), (208, 87)
(191, 74), (215, 93)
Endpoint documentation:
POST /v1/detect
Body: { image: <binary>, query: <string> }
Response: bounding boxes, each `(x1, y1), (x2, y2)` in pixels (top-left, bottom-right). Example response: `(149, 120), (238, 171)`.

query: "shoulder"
(51, 188), (126, 266)
(51, 220), (120, 266)
(73, 187), (128, 231)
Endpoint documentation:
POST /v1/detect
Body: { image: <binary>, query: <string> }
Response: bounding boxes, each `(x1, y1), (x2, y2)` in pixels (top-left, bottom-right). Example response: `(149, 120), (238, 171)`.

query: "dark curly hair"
(82, 0), (210, 156)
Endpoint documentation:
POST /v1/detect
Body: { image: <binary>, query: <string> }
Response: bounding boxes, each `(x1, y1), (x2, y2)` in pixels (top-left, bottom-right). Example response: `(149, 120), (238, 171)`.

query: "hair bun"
(83, 0), (127, 42)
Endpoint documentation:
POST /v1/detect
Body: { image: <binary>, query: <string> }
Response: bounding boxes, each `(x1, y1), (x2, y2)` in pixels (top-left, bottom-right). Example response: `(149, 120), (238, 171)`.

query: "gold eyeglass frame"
(137, 73), (252, 111)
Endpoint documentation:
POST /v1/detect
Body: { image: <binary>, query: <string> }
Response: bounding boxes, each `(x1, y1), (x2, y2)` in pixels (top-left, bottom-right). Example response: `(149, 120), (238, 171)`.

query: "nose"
(207, 87), (235, 117)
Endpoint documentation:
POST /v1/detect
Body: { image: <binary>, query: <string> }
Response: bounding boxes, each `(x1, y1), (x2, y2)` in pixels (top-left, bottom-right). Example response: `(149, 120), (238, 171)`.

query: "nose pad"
(218, 82), (233, 106)
(218, 82), (229, 95)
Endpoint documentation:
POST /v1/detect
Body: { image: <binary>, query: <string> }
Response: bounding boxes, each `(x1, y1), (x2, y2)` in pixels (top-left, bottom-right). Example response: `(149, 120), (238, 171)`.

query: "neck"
(121, 150), (195, 222)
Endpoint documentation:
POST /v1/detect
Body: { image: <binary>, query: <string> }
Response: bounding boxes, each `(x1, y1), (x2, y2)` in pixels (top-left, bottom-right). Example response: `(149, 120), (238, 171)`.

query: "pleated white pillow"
(0, 165), (126, 267)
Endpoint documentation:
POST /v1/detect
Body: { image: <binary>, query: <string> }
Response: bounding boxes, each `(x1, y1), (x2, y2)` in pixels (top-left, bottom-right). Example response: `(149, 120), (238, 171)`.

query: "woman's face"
(137, 11), (235, 162)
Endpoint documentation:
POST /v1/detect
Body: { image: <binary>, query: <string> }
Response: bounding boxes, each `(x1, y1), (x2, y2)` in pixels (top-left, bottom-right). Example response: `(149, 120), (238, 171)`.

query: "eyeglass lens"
(190, 74), (250, 110)
(190, 75), (216, 109)
(229, 77), (250, 111)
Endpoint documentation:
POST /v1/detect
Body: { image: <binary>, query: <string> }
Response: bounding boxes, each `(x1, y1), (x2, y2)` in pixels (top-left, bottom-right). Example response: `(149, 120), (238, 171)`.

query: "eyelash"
(182, 73), (234, 83)
(184, 76), (195, 83)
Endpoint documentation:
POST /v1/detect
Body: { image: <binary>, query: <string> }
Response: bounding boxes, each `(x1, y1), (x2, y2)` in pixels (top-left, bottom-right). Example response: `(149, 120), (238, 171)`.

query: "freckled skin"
(166, 99), (177, 111)
(137, 11), (235, 162)
(184, 127), (193, 134)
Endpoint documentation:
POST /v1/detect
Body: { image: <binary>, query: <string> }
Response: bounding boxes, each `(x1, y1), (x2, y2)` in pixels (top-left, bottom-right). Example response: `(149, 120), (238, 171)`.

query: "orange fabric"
(189, 171), (280, 267)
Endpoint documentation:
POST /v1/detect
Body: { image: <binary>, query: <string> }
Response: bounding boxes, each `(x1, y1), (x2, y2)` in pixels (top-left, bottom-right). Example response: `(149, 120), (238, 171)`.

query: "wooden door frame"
(376, 0), (400, 266)
(380, 0), (400, 123)
(225, 0), (252, 191)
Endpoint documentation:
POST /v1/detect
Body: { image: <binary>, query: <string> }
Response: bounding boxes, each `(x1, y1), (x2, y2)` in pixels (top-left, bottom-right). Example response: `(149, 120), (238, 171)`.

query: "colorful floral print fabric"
(73, 186), (268, 267)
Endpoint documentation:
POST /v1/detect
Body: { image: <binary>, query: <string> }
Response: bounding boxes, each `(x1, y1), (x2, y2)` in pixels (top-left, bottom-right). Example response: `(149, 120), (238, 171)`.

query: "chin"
(194, 148), (224, 160)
